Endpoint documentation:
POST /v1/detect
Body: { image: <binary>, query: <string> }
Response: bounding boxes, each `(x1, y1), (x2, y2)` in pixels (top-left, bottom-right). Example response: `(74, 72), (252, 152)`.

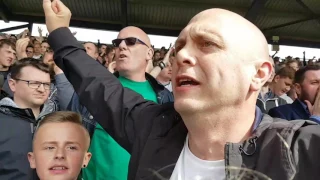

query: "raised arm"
(44, 0), (157, 152)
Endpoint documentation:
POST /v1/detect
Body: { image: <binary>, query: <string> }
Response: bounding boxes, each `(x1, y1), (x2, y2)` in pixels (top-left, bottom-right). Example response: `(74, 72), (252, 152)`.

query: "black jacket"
(49, 27), (320, 180)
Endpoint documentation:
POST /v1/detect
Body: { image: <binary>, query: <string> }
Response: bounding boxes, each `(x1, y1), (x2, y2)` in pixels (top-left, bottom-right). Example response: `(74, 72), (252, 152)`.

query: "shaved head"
(118, 26), (151, 47)
(115, 26), (154, 80)
(181, 9), (269, 64)
(173, 8), (272, 116)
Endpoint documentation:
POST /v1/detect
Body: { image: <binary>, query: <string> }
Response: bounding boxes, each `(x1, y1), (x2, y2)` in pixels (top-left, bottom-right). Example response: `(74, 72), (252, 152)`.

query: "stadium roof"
(1, 0), (320, 48)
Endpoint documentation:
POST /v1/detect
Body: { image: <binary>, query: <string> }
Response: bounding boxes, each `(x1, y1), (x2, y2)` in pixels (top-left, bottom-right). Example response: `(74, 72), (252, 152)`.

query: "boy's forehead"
(34, 122), (86, 144)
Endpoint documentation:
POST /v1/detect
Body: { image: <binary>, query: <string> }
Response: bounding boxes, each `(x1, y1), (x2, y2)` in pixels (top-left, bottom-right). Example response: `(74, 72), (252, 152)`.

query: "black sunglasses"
(112, 37), (149, 48)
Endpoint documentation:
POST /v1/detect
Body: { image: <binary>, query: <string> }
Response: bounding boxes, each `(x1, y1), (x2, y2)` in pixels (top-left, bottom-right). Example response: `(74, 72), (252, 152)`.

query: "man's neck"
(268, 83), (276, 94)
(156, 76), (170, 85)
(34, 52), (41, 56)
(14, 99), (41, 118)
(119, 71), (146, 82)
(260, 84), (270, 98)
(0, 65), (8, 71)
(182, 102), (256, 161)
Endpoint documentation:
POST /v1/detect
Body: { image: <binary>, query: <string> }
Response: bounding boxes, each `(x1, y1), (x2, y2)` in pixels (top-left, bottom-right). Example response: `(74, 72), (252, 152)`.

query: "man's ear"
(294, 83), (301, 96)
(250, 61), (272, 91)
(273, 75), (280, 83)
(27, 152), (36, 169)
(8, 79), (16, 93)
(146, 48), (154, 61)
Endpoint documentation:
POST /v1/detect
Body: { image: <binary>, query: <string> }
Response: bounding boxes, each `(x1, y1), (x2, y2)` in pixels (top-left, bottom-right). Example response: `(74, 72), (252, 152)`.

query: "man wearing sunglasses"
(0, 58), (56, 180)
(80, 27), (174, 180)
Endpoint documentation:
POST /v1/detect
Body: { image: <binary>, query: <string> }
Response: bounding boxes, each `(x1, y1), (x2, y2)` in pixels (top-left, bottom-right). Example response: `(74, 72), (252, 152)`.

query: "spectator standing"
(269, 65), (320, 122)
(0, 58), (55, 180)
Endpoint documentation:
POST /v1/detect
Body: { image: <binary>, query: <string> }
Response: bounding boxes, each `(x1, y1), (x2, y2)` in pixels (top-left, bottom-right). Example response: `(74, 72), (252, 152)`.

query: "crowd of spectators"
(1, 0), (320, 180)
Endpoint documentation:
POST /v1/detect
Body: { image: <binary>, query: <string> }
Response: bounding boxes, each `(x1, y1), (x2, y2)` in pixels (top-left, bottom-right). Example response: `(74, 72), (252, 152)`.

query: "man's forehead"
(176, 22), (222, 43)
(117, 27), (151, 45)
(1, 45), (16, 53)
(305, 70), (320, 79)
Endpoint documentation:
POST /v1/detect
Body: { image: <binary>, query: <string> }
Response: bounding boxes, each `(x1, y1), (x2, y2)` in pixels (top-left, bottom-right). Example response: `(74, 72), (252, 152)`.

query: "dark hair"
(27, 45), (34, 49)
(106, 46), (115, 55)
(100, 43), (107, 48)
(10, 35), (17, 39)
(154, 50), (160, 54)
(0, 39), (16, 51)
(294, 65), (320, 84)
(41, 40), (49, 45)
(275, 67), (295, 80)
(10, 58), (50, 80)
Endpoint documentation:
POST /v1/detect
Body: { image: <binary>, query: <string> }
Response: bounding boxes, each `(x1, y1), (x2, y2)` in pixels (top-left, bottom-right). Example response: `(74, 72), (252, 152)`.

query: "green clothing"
(82, 76), (158, 180)
(118, 76), (158, 103)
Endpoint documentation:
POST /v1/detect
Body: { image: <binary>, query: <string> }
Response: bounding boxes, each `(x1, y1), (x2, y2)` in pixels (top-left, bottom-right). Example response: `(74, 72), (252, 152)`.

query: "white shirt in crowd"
(170, 135), (226, 180)
(280, 94), (293, 104)
(33, 55), (42, 59)
(164, 81), (172, 92)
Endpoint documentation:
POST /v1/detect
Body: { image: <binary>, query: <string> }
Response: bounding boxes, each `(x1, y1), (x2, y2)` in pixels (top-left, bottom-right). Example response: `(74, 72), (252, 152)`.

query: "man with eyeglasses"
(0, 58), (56, 180)
(26, 45), (34, 58)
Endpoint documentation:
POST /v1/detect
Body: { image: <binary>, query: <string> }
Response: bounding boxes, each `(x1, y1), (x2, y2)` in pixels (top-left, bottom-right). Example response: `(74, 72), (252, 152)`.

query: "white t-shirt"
(170, 135), (226, 180)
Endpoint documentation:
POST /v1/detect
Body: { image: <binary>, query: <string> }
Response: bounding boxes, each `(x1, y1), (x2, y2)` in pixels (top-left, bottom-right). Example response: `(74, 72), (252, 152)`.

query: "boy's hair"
(275, 67), (295, 80)
(38, 111), (82, 127)
(10, 58), (50, 80)
(294, 65), (320, 84)
(34, 111), (90, 149)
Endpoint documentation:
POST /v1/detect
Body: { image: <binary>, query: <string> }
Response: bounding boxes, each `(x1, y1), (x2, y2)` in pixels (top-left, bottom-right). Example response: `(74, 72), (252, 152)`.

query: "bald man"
(44, 0), (320, 179)
(83, 42), (99, 60)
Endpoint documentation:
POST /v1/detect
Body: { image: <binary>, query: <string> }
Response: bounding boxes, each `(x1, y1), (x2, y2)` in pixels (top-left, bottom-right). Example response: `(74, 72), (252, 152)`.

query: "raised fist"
(43, 0), (72, 33)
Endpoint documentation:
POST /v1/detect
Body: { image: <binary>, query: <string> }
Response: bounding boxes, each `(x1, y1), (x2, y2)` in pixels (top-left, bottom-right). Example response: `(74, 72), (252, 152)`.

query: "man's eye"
(67, 146), (78, 150)
(202, 41), (215, 48)
(45, 146), (55, 150)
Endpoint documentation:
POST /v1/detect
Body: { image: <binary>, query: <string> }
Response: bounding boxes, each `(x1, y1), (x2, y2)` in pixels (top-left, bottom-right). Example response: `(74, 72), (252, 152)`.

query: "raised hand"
(43, 0), (72, 33)
(16, 38), (30, 60)
(38, 27), (43, 35)
(162, 47), (174, 66)
(305, 87), (320, 116)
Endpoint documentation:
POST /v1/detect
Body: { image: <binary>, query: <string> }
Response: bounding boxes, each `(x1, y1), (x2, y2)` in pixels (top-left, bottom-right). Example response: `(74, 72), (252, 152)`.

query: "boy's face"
(28, 122), (91, 180)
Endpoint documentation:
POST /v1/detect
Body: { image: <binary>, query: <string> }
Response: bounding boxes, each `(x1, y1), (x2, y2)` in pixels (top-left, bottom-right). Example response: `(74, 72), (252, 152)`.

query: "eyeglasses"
(26, 50), (33, 53)
(14, 79), (51, 90)
(112, 37), (149, 48)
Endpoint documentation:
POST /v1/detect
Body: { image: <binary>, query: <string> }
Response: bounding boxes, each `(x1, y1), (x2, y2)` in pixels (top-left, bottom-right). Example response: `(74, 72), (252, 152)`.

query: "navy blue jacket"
(268, 99), (320, 124)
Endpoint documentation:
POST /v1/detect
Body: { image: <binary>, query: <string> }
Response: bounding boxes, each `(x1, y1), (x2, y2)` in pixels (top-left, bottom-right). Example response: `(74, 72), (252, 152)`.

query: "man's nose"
(119, 40), (128, 50)
(37, 84), (46, 92)
(175, 46), (196, 67)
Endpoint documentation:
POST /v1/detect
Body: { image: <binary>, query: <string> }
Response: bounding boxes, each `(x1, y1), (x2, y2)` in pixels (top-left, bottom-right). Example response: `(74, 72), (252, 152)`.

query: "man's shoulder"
(259, 115), (320, 139)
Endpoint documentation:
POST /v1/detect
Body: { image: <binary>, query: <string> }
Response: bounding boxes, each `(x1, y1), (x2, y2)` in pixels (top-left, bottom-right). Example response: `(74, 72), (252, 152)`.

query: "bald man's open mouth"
(175, 75), (200, 92)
